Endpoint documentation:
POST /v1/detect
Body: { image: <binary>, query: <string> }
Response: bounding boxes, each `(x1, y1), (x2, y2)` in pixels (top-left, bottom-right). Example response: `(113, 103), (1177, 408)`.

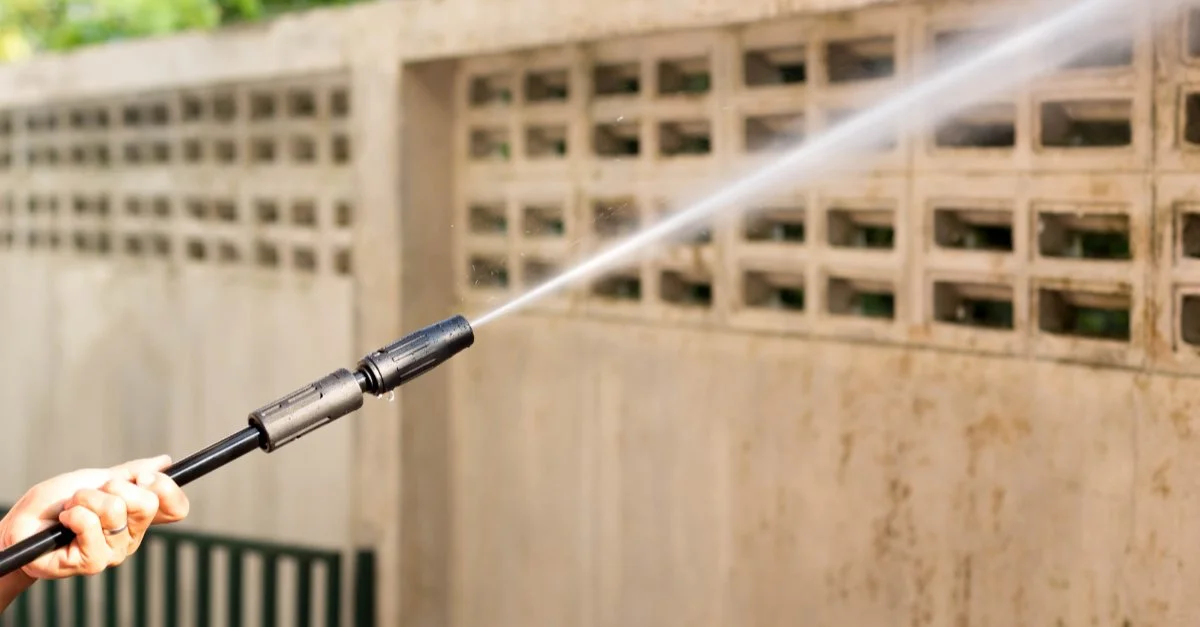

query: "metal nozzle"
(356, 315), (474, 396)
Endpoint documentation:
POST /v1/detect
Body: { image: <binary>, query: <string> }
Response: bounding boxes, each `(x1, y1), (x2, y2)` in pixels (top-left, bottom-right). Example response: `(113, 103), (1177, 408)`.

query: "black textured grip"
(357, 315), (474, 395)
(248, 369), (365, 452)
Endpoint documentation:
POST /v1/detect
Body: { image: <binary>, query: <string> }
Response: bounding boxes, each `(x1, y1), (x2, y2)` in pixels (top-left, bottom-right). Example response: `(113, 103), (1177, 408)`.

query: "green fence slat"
(163, 538), (180, 626)
(261, 554), (278, 627)
(133, 546), (148, 627)
(44, 577), (60, 627)
(353, 550), (375, 627)
(195, 541), (212, 627)
(103, 566), (119, 627)
(12, 586), (30, 627)
(325, 556), (342, 627)
(0, 503), (363, 627)
(296, 557), (313, 627)
(227, 548), (244, 627)
(71, 574), (86, 627)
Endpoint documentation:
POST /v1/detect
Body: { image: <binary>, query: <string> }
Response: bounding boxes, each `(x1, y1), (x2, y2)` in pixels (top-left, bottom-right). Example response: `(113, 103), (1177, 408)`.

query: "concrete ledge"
(0, 0), (898, 106)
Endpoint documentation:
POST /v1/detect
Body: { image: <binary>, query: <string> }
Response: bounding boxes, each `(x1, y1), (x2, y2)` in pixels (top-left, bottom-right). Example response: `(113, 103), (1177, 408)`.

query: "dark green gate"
(0, 506), (376, 626)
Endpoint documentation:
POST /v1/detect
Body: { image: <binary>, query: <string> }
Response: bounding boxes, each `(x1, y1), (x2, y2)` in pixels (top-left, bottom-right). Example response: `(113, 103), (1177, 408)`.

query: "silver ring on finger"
(104, 523), (128, 537)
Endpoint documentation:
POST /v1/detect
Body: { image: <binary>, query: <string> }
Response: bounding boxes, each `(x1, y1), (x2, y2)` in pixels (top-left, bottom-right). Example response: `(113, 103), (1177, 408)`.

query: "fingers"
(108, 455), (187, 524)
(99, 479), (159, 552)
(56, 489), (130, 574)
(137, 472), (189, 525)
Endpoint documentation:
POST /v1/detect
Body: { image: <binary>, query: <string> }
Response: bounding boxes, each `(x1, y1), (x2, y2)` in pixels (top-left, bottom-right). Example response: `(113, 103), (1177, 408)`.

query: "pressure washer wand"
(0, 315), (474, 579)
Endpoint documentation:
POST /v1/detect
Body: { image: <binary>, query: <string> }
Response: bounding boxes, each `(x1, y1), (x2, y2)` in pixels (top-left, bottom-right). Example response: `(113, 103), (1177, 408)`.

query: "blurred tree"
(0, 0), (361, 62)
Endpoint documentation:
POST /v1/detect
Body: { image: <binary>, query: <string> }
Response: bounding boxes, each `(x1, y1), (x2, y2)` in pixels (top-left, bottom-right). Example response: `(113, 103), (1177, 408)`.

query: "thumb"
(109, 455), (173, 481)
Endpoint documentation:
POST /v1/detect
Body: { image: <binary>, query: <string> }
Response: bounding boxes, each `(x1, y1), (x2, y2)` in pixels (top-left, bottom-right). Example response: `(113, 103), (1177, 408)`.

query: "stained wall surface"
(5, 0), (1200, 626)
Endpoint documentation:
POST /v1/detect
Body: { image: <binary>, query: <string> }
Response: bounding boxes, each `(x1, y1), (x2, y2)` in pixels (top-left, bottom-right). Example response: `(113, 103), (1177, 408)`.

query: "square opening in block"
(1039, 100), (1132, 148)
(744, 271), (805, 312)
(744, 45), (807, 87)
(287, 90), (318, 118)
(255, 241), (280, 268)
(469, 74), (513, 107)
(826, 108), (896, 151)
(658, 57), (711, 95)
(468, 255), (509, 289)
(592, 270), (642, 302)
(290, 136), (317, 163)
(214, 139), (237, 164)
(1038, 287), (1130, 341)
(525, 126), (568, 158)
(293, 247), (317, 273)
(934, 207), (1013, 251)
(470, 127), (510, 161)
(525, 69), (569, 103)
(186, 199), (209, 221)
(250, 93), (276, 121)
(332, 135), (351, 164)
(1060, 32), (1134, 70)
(594, 63), (640, 97)
(656, 206), (712, 246)
(827, 36), (895, 83)
(251, 138), (276, 163)
(151, 234), (171, 257)
(255, 200), (280, 224)
(152, 197), (171, 219)
(594, 122), (640, 157)
(1181, 294), (1200, 346)
(828, 207), (894, 249)
(523, 205), (565, 237)
(828, 276), (895, 320)
(523, 258), (560, 287)
(217, 241), (240, 264)
(335, 201), (353, 227)
(593, 198), (639, 238)
(330, 89), (350, 118)
(124, 235), (144, 257)
(744, 113), (805, 152)
(933, 28), (1002, 63)
(147, 102), (169, 126)
(1037, 211), (1131, 260)
(212, 93), (237, 122)
(745, 207), (806, 243)
(660, 120), (711, 156)
(184, 139), (204, 163)
(182, 96), (204, 122)
(1181, 209), (1200, 258)
(1183, 92), (1200, 145)
(660, 269), (713, 308)
(469, 202), (507, 235)
(291, 201), (317, 227)
(933, 281), (1014, 330)
(934, 103), (1016, 148)
(334, 249), (353, 275)
(186, 239), (207, 261)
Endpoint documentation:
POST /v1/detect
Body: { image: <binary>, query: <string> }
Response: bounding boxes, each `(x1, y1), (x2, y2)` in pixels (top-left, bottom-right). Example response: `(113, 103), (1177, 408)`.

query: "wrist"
(0, 570), (35, 610)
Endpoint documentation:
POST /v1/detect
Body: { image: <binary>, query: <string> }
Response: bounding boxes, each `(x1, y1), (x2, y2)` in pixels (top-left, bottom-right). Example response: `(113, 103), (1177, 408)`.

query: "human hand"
(0, 455), (190, 581)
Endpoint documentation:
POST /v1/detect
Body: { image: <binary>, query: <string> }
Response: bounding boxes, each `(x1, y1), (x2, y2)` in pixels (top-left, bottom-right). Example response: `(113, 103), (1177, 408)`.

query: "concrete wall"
(5, 0), (1200, 625)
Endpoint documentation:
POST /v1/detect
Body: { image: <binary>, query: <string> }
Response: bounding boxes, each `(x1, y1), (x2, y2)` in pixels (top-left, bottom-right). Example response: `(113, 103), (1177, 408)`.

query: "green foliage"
(0, 0), (360, 62)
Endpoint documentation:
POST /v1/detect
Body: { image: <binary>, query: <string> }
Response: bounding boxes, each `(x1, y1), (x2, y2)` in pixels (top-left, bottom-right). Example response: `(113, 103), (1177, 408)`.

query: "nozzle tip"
(356, 315), (474, 395)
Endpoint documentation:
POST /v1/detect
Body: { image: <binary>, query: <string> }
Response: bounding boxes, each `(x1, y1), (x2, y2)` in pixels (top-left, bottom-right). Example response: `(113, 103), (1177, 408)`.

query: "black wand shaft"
(0, 314), (474, 580)
(0, 428), (263, 578)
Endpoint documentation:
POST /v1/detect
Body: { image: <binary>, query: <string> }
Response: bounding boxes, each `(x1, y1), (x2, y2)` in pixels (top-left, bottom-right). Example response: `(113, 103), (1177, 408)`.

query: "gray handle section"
(248, 368), (364, 452)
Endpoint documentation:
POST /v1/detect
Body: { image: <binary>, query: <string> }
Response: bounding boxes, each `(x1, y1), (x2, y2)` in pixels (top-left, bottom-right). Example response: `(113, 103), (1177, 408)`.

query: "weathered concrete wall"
(451, 314), (1198, 626)
(4, 0), (1200, 625)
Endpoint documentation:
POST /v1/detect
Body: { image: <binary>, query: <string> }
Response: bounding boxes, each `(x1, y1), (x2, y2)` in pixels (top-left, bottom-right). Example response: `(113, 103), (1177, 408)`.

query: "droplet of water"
(387, 390), (396, 402)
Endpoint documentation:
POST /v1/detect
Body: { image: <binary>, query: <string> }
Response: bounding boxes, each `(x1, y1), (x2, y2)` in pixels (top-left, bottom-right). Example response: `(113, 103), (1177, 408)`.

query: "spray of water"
(471, 0), (1149, 328)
